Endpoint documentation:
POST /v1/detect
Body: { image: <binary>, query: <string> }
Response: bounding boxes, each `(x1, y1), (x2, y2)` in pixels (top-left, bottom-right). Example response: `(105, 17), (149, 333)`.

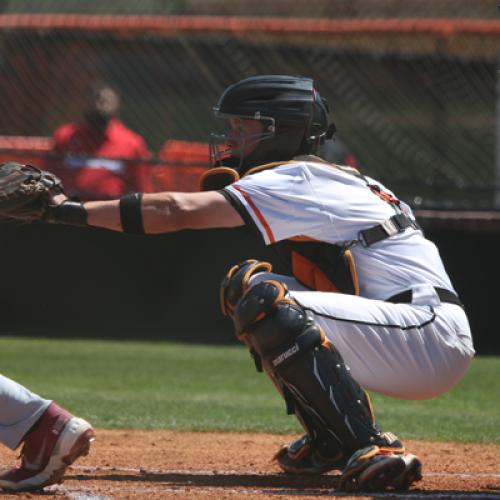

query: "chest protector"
(274, 238), (359, 294)
(200, 160), (363, 295)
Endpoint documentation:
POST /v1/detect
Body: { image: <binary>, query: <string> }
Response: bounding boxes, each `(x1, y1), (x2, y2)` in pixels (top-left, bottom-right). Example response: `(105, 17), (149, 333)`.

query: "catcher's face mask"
(209, 111), (275, 170)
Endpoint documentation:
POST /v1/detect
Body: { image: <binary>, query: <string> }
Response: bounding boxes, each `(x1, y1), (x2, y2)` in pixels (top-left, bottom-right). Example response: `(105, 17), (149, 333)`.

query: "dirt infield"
(0, 430), (499, 499)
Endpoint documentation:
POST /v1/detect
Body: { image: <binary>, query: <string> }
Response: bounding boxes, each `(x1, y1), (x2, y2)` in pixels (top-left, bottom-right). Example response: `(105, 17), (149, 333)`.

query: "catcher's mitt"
(0, 162), (64, 221)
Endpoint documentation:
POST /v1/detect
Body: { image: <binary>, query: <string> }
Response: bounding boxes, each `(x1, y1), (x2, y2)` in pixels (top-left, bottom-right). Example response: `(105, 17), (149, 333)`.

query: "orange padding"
(0, 135), (52, 151)
(0, 136), (52, 168)
(0, 14), (499, 38)
(0, 136), (210, 193)
(158, 139), (209, 164)
(154, 139), (209, 192)
(291, 251), (340, 293)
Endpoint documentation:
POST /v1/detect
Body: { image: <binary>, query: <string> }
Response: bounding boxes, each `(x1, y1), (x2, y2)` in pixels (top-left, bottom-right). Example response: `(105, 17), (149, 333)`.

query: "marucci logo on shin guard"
(272, 343), (299, 366)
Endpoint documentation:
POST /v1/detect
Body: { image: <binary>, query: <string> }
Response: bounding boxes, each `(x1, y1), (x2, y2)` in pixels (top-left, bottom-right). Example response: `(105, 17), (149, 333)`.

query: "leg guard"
(220, 259), (272, 322)
(221, 261), (338, 432)
(221, 261), (401, 461)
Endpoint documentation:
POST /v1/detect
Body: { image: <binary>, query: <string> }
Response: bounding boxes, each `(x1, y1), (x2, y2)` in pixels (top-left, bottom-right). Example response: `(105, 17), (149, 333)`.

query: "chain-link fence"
(0, 0), (496, 19)
(0, 5), (498, 208)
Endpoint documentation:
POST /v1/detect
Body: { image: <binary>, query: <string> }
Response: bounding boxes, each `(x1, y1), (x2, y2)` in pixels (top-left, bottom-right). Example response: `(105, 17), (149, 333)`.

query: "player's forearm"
(47, 189), (240, 233)
(84, 200), (122, 232)
(84, 193), (185, 234)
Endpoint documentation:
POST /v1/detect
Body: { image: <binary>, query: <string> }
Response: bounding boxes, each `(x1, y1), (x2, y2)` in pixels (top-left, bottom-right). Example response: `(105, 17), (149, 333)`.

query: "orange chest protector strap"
(199, 162), (293, 192)
(274, 240), (359, 295)
(199, 167), (240, 191)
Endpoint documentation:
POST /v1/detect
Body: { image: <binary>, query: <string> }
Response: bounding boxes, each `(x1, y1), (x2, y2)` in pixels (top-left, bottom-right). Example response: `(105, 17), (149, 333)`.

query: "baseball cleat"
(338, 445), (422, 492)
(392, 452), (423, 490)
(274, 434), (346, 475)
(0, 402), (95, 492)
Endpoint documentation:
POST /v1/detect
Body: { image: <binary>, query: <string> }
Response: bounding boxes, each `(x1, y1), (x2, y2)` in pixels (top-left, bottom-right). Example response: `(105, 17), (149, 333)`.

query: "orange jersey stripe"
(232, 185), (276, 244)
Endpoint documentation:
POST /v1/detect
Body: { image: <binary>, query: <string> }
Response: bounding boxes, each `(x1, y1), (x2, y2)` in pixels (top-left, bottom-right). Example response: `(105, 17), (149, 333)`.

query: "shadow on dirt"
(65, 470), (500, 498)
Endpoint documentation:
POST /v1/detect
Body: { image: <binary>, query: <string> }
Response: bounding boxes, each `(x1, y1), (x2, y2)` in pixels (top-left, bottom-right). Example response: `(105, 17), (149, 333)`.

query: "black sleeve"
(219, 188), (263, 240)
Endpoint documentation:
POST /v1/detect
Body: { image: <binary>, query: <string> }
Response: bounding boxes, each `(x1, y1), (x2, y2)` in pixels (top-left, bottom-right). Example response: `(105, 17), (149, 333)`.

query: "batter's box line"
(64, 465), (500, 498)
(69, 464), (500, 479)
(53, 483), (500, 500)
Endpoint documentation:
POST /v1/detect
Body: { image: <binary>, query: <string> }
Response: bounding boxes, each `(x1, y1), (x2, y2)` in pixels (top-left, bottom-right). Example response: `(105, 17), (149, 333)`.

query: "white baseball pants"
(0, 374), (51, 449)
(251, 273), (474, 400)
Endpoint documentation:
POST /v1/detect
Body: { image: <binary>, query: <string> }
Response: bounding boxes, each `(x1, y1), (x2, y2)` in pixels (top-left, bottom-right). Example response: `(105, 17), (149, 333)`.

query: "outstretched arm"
(0, 162), (242, 234)
(56, 190), (244, 234)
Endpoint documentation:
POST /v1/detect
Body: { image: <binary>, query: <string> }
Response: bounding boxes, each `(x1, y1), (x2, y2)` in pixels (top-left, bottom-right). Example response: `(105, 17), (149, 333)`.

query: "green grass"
(0, 337), (498, 443)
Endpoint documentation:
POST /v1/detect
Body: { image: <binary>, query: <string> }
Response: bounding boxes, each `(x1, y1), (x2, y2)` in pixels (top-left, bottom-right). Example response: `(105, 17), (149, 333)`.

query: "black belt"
(387, 287), (463, 308)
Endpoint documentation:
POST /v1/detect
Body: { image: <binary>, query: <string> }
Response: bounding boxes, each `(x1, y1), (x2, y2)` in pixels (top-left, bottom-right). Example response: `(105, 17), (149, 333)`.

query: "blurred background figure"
(47, 82), (152, 200)
(321, 137), (358, 168)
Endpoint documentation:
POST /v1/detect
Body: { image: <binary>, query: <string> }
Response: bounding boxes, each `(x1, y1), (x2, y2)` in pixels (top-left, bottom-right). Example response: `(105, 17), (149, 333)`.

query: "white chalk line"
(56, 482), (500, 500)
(2, 464), (496, 499)
(70, 464), (500, 479)
(62, 465), (500, 499)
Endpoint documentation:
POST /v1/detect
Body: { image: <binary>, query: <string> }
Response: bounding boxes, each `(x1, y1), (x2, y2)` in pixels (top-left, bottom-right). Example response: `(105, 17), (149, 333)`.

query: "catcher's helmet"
(209, 75), (336, 173)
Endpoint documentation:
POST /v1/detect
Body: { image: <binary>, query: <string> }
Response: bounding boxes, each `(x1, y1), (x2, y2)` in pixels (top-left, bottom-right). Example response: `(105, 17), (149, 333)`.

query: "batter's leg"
(0, 374), (51, 449)
(0, 374), (95, 492)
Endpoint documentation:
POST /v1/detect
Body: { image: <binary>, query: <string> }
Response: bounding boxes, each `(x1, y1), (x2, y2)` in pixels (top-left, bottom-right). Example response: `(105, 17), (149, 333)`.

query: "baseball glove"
(0, 162), (64, 221)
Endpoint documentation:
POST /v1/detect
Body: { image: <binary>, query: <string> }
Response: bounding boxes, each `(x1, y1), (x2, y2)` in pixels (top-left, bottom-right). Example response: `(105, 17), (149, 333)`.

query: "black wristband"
(119, 193), (144, 235)
(45, 200), (87, 226)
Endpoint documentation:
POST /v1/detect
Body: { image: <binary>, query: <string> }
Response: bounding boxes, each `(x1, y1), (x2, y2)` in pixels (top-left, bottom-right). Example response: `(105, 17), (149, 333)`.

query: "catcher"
(0, 75), (474, 492)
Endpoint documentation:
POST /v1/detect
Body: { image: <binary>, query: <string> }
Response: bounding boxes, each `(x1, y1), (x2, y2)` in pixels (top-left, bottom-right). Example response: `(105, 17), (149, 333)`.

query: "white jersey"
(224, 157), (454, 301)
(224, 157), (473, 400)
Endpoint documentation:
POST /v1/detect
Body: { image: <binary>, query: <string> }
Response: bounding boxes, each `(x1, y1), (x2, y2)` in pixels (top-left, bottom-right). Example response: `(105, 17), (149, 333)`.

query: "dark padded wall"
(0, 222), (496, 354)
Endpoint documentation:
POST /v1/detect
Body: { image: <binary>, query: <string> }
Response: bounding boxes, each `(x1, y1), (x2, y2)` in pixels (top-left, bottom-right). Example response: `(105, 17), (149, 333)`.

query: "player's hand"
(0, 162), (65, 221)
(50, 192), (69, 206)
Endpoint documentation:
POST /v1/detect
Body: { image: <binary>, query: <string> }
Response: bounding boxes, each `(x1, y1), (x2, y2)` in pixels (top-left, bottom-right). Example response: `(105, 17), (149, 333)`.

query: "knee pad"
(220, 259), (272, 320)
(233, 279), (323, 363)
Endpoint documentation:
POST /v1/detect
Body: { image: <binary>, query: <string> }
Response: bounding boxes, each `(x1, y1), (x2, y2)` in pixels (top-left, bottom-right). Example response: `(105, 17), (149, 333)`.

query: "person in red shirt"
(48, 82), (152, 200)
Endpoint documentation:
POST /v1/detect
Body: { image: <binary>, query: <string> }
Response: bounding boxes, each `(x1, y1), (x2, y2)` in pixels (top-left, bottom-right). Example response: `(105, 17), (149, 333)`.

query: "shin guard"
(231, 277), (401, 458)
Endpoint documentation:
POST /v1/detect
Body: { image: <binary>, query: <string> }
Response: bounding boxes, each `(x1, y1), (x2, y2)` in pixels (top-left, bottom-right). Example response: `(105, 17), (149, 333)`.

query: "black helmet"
(209, 75), (336, 173)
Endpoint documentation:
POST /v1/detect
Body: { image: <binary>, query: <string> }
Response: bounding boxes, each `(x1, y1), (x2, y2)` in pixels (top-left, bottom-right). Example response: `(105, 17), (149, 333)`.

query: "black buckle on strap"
(358, 214), (420, 247)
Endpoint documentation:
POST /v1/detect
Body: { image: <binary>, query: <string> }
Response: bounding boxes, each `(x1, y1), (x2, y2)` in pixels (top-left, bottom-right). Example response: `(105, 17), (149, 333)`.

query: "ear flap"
(325, 123), (337, 140)
(199, 167), (240, 191)
(307, 92), (336, 147)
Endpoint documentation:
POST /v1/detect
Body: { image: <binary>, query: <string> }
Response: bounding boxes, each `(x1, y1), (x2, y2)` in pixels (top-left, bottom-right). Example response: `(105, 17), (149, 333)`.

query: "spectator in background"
(47, 82), (153, 200)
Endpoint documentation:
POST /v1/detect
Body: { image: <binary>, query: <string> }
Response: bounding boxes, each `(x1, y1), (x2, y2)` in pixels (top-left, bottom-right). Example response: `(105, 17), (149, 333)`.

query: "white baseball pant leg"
(251, 273), (474, 400)
(0, 374), (51, 449)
